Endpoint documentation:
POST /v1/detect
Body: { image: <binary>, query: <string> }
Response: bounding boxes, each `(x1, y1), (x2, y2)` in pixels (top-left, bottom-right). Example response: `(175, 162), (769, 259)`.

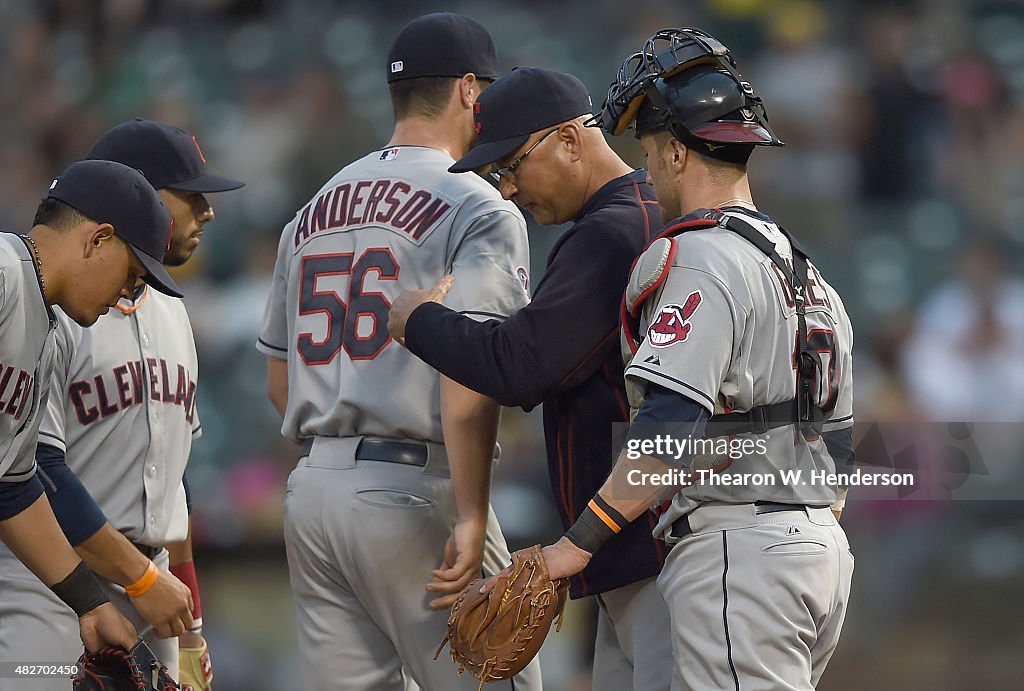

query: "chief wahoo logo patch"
(647, 290), (702, 348)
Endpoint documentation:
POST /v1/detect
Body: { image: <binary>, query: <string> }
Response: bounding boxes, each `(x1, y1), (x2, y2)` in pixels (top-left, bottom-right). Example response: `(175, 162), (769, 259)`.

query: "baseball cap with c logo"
(46, 159), (182, 298)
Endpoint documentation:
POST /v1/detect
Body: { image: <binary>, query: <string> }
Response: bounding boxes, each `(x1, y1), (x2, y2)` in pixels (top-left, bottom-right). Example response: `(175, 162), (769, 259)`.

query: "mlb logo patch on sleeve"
(380, 148), (400, 161)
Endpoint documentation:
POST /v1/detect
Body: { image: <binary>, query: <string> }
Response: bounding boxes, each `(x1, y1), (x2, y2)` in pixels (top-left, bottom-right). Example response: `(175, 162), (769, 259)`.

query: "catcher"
(442, 27), (856, 691)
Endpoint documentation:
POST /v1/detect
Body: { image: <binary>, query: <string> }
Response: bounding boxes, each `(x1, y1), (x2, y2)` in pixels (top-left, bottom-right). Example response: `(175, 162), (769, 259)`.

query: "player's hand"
(426, 516), (486, 610)
(479, 537), (591, 595)
(541, 537), (592, 581)
(78, 602), (137, 652)
(130, 568), (194, 638)
(387, 274), (455, 347)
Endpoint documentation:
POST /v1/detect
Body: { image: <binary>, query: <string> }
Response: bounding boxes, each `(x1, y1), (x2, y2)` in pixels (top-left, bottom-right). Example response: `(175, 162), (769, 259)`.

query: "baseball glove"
(435, 544), (569, 689)
(72, 639), (180, 691)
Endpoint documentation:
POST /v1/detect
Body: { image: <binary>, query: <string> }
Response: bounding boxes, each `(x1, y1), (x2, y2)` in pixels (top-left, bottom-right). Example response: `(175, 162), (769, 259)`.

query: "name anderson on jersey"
(0, 364), (34, 420)
(293, 178), (453, 247)
(68, 357), (197, 425)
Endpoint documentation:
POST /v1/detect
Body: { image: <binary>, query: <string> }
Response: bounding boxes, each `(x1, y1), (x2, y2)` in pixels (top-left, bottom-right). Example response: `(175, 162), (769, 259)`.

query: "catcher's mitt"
(72, 639), (180, 691)
(436, 544), (569, 689)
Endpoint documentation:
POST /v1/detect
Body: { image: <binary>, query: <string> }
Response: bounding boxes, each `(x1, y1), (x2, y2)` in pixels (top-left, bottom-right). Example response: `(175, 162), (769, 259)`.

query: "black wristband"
(592, 495), (628, 528)
(564, 500), (623, 555)
(49, 562), (109, 618)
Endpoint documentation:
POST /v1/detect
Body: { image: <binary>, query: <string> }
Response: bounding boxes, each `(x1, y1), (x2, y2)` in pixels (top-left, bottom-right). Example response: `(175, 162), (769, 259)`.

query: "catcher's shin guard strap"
(564, 497), (624, 554)
(49, 561), (109, 617)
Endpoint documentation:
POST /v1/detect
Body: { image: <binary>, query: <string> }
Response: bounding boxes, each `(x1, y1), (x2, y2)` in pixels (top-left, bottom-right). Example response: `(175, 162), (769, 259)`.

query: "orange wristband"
(125, 560), (159, 598)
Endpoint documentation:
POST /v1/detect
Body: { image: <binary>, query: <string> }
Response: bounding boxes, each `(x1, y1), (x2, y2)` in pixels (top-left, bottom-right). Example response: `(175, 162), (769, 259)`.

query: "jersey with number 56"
(258, 146), (529, 444)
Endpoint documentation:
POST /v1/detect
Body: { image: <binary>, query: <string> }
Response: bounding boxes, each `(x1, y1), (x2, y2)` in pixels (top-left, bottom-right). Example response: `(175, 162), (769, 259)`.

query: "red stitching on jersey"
(632, 181), (652, 241)
(555, 328), (618, 390)
(556, 433), (572, 524)
(566, 422), (575, 533)
(603, 360), (629, 421)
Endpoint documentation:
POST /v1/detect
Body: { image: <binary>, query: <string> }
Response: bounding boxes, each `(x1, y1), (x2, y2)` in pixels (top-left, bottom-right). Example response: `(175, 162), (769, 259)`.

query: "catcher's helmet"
(597, 28), (783, 161)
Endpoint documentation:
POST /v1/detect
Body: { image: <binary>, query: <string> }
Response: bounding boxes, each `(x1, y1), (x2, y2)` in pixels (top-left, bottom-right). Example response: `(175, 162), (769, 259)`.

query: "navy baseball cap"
(387, 13), (499, 83)
(46, 160), (182, 298)
(450, 67), (594, 173)
(87, 119), (244, 193)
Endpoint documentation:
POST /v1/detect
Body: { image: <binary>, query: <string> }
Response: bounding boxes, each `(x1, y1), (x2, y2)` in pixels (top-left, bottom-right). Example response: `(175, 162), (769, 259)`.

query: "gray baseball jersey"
(260, 145), (539, 691)
(624, 209), (854, 535)
(0, 233), (55, 485)
(40, 287), (199, 545)
(0, 284), (198, 683)
(258, 146), (530, 438)
(624, 209), (855, 691)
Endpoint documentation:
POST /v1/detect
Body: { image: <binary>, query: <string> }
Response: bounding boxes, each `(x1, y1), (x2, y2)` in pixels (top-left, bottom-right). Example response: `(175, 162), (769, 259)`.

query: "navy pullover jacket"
(405, 169), (665, 598)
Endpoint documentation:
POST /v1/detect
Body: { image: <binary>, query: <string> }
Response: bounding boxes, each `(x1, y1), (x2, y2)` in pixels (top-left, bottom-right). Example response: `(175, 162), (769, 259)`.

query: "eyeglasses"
(490, 128), (559, 182)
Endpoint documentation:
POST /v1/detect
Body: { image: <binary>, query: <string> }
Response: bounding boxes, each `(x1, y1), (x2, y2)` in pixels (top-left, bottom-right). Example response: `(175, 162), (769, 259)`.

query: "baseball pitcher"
(259, 13), (541, 691)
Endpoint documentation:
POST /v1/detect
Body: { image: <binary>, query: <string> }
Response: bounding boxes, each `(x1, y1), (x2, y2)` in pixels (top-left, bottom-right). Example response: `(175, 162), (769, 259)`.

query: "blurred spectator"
(853, 5), (943, 202)
(752, 0), (861, 240)
(901, 238), (1024, 421)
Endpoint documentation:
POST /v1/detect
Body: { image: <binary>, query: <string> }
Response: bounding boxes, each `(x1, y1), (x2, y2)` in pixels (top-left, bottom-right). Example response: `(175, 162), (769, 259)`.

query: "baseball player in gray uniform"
(0, 121), (241, 690)
(258, 13), (541, 691)
(530, 29), (856, 690)
(0, 159), (181, 674)
(389, 67), (673, 691)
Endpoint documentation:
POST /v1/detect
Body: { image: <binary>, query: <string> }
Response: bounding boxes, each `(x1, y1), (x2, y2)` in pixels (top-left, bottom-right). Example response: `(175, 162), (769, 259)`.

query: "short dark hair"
(702, 152), (750, 177)
(32, 197), (90, 232)
(389, 76), (460, 120)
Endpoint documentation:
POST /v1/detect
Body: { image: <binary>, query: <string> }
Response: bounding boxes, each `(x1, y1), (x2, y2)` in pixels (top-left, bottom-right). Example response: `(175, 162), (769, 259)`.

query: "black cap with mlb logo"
(46, 160), (182, 297)
(87, 119), (244, 193)
(386, 13), (499, 83)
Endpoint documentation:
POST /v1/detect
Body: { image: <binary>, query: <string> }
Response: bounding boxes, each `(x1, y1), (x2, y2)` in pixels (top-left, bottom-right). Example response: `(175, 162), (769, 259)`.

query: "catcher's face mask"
(597, 28), (783, 149)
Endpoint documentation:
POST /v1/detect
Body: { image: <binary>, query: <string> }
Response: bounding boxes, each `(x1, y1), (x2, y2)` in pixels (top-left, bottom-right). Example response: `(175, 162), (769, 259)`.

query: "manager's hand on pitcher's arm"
(388, 274), (454, 346)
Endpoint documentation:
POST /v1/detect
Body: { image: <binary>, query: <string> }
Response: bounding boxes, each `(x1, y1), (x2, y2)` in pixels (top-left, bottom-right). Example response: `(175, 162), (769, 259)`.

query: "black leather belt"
(132, 542), (162, 560)
(355, 438), (428, 467)
(671, 502), (808, 540)
(300, 438), (429, 467)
